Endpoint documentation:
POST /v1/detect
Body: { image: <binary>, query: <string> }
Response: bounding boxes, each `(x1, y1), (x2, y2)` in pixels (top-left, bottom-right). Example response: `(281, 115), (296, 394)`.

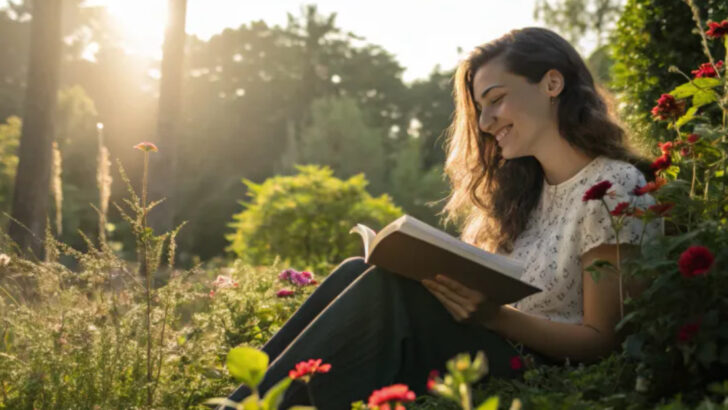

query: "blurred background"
(4, 0), (719, 269)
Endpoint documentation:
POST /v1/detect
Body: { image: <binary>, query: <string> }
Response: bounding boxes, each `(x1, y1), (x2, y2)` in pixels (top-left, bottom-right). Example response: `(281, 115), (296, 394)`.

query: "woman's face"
(471, 57), (561, 160)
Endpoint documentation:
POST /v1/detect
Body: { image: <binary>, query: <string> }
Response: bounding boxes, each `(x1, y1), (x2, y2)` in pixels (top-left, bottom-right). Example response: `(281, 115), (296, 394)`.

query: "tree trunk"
(149, 0), (187, 235)
(8, 0), (62, 259)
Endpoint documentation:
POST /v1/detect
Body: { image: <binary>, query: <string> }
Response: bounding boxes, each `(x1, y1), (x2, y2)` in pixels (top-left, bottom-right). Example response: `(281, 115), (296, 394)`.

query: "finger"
(425, 279), (474, 310)
(425, 283), (469, 320)
(435, 275), (484, 302)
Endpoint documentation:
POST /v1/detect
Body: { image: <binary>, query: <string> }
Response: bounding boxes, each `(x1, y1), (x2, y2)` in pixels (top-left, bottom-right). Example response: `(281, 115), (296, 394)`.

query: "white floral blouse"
(502, 155), (664, 324)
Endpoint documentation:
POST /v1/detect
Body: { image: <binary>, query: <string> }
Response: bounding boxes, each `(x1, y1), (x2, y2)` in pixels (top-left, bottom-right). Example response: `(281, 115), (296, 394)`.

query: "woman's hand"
(422, 274), (502, 325)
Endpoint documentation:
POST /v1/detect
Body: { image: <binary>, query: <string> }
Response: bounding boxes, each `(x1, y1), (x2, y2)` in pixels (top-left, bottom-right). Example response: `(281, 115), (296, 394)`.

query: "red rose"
(650, 153), (671, 173)
(691, 60), (724, 78)
(582, 180), (613, 201)
(706, 20), (728, 39)
(510, 356), (523, 370)
(610, 202), (631, 216)
(288, 358), (332, 380)
(677, 320), (701, 343)
(678, 245), (714, 278)
(687, 133), (700, 144)
(651, 94), (686, 121)
(647, 202), (674, 216)
(633, 177), (667, 196)
(368, 384), (416, 408)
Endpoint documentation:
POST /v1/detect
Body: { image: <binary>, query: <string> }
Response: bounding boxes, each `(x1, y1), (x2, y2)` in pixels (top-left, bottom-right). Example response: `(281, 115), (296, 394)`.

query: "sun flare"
(93, 0), (169, 58)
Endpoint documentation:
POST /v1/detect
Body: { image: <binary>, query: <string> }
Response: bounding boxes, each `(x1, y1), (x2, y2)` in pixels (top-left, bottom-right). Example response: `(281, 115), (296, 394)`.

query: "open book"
(349, 214), (541, 305)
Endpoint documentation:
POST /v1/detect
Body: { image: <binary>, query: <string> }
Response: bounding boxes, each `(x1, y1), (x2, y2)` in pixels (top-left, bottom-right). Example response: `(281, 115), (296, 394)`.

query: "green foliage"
(0, 116), (20, 211)
(609, 0), (728, 147)
(226, 164), (402, 272)
(289, 96), (387, 195)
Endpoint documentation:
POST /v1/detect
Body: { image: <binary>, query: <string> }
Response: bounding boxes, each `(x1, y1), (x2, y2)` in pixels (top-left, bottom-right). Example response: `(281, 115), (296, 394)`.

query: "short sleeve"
(578, 166), (664, 256)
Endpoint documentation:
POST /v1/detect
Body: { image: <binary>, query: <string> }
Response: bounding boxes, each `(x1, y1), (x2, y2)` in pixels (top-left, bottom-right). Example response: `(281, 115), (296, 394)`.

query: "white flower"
(0, 253), (10, 267)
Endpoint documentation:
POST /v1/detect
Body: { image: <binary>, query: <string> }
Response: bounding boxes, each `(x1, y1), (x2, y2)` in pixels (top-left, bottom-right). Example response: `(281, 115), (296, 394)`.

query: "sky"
(4, 0), (597, 83)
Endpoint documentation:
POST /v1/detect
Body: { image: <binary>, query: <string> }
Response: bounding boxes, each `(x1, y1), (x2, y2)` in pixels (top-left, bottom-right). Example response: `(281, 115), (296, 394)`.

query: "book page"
(349, 223), (377, 260)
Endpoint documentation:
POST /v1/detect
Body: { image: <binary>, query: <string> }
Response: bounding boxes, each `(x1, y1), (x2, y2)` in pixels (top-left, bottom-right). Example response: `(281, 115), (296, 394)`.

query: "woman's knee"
(326, 256), (370, 282)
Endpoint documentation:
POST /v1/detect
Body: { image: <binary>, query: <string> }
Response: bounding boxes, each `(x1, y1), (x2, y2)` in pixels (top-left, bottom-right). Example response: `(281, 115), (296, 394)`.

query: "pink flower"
(633, 177), (667, 196)
(278, 268), (315, 286)
(651, 94), (685, 121)
(706, 20), (728, 39)
(276, 289), (295, 297)
(212, 275), (238, 289)
(678, 246), (714, 278)
(610, 202), (631, 216)
(426, 370), (439, 391)
(650, 153), (671, 173)
(691, 60), (723, 78)
(133, 142), (158, 152)
(368, 384), (416, 408)
(582, 180), (613, 201)
(687, 133), (700, 144)
(288, 358), (332, 381)
(510, 356), (523, 370)
(647, 202), (674, 217)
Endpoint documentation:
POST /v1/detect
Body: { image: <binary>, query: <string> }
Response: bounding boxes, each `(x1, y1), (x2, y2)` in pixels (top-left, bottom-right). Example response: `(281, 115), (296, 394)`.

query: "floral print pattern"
(502, 155), (664, 324)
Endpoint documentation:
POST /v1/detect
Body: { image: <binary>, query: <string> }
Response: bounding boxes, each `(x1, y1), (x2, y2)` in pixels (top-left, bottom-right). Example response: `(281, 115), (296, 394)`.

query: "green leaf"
(475, 396), (500, 410)
(692, 90), (718, 109)
(692, 77), (722, 89)
(227, 346), (269, 388)
(261, 377), (292, 410)
(697, 342), (717, 367)
(669, 82), (698, 98)
(675, 106), (698, 128)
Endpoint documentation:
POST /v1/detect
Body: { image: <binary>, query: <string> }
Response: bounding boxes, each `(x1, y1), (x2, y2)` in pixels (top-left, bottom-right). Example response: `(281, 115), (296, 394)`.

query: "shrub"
(226, 164), (402, 273)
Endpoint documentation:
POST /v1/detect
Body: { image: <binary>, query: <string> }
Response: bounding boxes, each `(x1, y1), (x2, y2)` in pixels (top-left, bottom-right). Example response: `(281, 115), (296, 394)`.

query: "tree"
(533, 0), (623, 52)
(149, 0), (188, 234)
(8, 0), (63, 258)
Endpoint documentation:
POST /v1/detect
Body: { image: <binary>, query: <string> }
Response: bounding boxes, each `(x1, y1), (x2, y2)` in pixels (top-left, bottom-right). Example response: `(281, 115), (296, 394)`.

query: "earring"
(550, 96), (557, 105)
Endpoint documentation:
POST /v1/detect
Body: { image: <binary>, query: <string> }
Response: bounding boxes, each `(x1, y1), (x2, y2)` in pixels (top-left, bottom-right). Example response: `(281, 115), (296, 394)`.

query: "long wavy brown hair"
(440, 27), (652, 255)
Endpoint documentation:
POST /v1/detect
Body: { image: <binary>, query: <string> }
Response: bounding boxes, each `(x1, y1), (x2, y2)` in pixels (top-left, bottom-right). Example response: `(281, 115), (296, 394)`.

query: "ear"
(540, 68), (565, 98)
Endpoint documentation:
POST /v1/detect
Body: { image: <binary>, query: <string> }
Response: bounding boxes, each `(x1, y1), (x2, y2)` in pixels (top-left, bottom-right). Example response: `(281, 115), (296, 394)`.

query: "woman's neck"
(535, 137), (596, 186)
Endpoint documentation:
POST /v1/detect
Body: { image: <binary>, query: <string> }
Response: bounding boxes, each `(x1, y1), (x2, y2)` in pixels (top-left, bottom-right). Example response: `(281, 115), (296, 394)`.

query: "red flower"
(368, 384), (416, 408)
(276, 289), (295, 297)
(610, 202), (631, 216)
(510, 356), (523, 370)
(288, 359), (332, 381)
(677, 320), (702, 343)
(650, 154), (671, 173)
(650, 94), (685, 121)
(633, 177), (667, 196)
(582, 180), (613, 201)
(658, 141), (674, 154)
(687, 133), (700, 144)
(133, 142), (159, 152)
(691, 60), (724, 78)
(426, 370), (439, 391)
(647, 202), (674, 216)
(678, 245), (714, 278)
(706, 20), (728, 39)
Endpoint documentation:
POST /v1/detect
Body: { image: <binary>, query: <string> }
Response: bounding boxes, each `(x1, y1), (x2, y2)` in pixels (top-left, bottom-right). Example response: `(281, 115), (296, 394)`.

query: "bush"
(609, 0), (728, 146)
(225, 164), (402, 273)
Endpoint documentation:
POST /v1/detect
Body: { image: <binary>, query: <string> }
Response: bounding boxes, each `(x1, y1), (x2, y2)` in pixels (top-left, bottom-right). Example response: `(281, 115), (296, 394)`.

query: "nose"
(479, 109), (495, 135)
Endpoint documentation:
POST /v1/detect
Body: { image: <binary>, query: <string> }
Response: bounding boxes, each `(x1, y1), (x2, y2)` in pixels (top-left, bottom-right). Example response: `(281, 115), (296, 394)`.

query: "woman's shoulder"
(590, 155), (650, 195)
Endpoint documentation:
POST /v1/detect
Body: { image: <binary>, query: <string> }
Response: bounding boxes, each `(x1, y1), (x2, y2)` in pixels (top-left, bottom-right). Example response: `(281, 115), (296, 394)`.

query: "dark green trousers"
(223, 256), (558, 409)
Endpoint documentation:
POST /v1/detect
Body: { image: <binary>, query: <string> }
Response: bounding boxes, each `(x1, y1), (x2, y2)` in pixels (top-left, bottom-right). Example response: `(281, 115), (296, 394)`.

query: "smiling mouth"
(495, 125), (512, 143)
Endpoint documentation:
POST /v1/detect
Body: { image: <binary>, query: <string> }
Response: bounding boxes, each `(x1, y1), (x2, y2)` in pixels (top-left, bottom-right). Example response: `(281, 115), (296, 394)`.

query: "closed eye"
(490, 94), (504, 105)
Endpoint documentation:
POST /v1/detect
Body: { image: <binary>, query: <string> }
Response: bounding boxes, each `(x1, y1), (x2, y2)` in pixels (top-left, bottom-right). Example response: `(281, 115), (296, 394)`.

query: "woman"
(222, 27), (663, 409)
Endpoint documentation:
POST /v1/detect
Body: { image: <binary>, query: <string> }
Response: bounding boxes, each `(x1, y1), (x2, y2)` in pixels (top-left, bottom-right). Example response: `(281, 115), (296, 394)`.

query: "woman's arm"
(483, 243), (643, 364)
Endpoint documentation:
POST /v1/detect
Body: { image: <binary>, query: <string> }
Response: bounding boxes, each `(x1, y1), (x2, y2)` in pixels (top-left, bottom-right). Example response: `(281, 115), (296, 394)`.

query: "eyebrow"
(479, 84), (504, 100)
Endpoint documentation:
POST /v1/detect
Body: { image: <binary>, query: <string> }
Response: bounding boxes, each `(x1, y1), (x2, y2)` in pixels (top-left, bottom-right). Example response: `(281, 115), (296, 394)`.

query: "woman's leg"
(222, 256), (371, 408)
(228, 264), (555, 410)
